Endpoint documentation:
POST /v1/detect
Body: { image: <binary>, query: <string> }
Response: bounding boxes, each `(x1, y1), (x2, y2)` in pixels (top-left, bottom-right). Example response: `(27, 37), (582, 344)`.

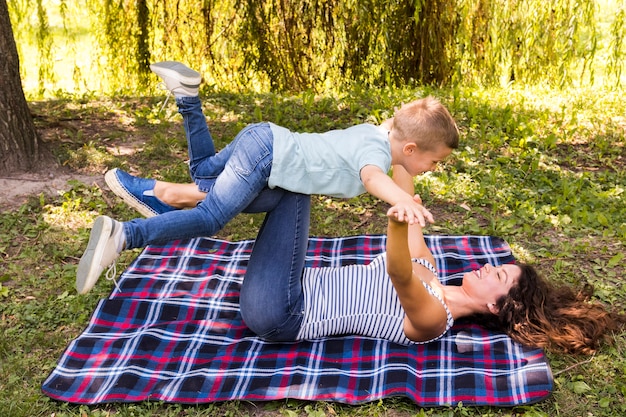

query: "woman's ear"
(487, 303), (499, 315)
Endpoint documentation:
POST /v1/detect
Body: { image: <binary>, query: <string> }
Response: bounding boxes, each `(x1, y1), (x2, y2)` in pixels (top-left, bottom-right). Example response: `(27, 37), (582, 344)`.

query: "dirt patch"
(0, 98), (152, 213)
(0, 170), (103, 212)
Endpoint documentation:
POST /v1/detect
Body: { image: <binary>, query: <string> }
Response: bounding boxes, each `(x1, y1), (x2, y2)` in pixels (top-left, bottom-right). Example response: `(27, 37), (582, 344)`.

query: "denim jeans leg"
(176, 97), (279, 211)
(240, 190), (310, 341)
(192, 130), (259, 193)
(175, 96), (241, 185)
(123, 124), (274, 248)
(176, 96), (217, 179)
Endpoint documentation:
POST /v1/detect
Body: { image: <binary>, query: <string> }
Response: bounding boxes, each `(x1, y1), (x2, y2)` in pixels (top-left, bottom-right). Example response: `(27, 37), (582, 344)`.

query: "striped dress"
(296, 253), (454, 345)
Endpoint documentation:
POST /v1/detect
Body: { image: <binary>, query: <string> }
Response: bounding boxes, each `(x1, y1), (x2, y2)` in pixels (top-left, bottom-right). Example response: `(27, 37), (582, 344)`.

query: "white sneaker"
(76, 216), (124, 294)
(150, 61), (201, 97)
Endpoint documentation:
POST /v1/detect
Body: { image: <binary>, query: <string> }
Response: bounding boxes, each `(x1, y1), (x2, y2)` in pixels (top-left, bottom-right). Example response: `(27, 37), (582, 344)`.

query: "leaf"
(607, 252), (624, 268)
(597, 212), (609, 227)
(571, 380), (591, 394)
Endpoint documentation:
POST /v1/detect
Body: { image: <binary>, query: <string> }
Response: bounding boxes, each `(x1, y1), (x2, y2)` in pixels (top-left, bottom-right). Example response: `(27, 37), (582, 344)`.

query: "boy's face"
(401, 143), (452, 176)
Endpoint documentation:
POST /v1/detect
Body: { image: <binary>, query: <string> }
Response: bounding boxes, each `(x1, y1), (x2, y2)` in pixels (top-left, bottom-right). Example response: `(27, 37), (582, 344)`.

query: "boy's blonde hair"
(392, 96), (459, 151)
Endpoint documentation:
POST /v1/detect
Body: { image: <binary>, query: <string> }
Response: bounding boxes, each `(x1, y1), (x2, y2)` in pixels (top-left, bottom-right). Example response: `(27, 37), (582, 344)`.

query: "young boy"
(76, 61), (458, 294)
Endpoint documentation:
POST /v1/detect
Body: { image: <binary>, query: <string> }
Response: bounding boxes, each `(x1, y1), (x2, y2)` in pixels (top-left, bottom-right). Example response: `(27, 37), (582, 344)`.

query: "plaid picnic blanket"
(42, 235), (553, 406)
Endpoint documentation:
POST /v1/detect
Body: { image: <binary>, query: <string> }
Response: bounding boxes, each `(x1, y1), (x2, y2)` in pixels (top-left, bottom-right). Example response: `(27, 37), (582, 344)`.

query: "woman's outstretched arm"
(391, 165), (436, 266)
(386, 167), (448, 341)
(386, 206), (448, 341)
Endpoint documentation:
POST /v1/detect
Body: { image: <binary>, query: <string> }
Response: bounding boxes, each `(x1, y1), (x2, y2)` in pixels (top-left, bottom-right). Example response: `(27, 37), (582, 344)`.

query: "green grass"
(1, 84), (624, 416)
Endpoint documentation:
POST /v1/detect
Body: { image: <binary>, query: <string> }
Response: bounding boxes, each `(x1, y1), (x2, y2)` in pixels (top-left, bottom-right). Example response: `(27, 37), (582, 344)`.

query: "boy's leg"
(78, 123), (275, 293)
(150, 62), (226, 183)
(239, 190), (311, 341)
(175, 96), (224, 181)
(174, 93), (250, 192)
(123, 123), (274, 249)
(105, 168), (181, 217)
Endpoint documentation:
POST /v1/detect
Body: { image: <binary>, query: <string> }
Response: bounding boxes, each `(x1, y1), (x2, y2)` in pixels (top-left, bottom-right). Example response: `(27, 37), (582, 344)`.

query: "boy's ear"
(402, 142), (417, 155)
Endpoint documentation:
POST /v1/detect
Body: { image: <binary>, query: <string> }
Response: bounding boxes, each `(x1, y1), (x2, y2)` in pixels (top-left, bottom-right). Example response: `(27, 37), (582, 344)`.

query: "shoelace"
(105, 263), (121, 293)
(156, 82), (173, 114)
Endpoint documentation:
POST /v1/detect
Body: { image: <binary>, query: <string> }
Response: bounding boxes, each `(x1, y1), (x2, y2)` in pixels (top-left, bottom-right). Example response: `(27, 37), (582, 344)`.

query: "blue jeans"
(124, 96), (308, 340)
(240, 190), (310, 341)
(180, 95), (287, 211)
(124, 97), (276, 247)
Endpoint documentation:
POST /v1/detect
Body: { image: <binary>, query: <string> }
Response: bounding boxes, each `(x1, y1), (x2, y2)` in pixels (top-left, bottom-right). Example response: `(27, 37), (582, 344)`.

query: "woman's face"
(462, 263), (521, 310)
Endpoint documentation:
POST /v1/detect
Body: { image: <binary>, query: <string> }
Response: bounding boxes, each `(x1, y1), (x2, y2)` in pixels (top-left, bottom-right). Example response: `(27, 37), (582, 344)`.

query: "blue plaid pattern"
(42, 235), (553, 405)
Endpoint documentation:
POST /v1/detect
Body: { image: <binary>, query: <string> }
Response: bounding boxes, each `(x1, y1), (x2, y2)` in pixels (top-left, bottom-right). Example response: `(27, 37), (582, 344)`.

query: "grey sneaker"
(150, 61), (201, 97)
(76, 216), (124, 294)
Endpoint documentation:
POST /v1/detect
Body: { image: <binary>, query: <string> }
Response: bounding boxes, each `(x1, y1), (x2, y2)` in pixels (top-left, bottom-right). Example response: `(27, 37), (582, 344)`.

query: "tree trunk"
(0, 0), (51, 174)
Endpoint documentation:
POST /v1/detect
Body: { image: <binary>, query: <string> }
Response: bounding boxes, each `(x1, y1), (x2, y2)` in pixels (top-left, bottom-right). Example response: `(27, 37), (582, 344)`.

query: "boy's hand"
(387, 195), (434, 226)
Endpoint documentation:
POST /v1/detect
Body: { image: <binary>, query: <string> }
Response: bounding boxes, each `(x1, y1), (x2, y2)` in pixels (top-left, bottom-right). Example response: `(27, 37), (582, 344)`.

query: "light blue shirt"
(268, 123), (391, 198)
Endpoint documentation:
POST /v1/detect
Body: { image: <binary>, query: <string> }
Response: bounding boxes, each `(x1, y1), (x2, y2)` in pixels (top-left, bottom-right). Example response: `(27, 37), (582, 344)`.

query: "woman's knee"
(240, 292), (300, 341)
(240, 309), (300, 342)
(240, 304), (280, 339)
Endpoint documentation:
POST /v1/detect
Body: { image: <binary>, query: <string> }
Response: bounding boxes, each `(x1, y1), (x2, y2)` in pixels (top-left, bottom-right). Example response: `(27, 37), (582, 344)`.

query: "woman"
(240, 166), (623, 354)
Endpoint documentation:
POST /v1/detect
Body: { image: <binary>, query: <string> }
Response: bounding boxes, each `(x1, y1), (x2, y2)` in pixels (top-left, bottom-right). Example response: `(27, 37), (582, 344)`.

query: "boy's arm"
(360, 164), (434, 226)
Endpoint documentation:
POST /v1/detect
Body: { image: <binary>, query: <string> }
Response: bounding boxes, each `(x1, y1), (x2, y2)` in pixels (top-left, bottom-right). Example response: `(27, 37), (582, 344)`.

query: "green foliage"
(455, 0), (600, 87)
(606, 4), (626, 86)
(9, 0), (626, 97)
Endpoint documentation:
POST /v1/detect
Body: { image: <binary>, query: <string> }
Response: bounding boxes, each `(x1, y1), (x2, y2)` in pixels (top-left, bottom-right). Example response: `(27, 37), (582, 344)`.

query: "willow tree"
(10, 0), (625, 95)
(0, 0), (51, 174)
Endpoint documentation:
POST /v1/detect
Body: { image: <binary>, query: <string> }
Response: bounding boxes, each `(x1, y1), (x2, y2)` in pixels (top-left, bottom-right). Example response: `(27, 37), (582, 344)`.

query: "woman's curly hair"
(470, 263), (624, 355)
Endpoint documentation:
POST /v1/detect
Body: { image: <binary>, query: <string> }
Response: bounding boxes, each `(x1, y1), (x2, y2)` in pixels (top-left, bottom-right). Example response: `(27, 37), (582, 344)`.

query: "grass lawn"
(0, 84), (624, 416)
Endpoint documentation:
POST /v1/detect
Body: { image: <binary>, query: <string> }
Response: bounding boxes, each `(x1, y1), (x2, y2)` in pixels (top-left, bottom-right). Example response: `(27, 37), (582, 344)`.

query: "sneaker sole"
(76, 216), (112, 294)
(105, 169), (157, 218)
(149, 62), (201, 86)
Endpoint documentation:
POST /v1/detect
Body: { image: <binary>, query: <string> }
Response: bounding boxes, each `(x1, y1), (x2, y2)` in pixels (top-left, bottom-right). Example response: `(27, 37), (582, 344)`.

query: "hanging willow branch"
(607, 6), (625, 87)
(9, 0), (625, 95)
(34, 0), (54, 95)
